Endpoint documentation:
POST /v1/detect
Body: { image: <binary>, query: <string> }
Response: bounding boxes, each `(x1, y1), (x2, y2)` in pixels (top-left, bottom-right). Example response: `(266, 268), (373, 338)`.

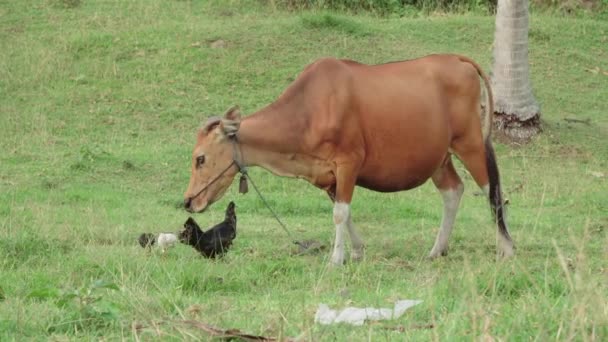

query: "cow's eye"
(196, 155), (205, 168)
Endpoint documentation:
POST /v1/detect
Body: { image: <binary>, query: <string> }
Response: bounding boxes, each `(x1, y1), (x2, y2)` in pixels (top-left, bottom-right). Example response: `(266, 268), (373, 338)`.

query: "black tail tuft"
(485, 140), (512, 242)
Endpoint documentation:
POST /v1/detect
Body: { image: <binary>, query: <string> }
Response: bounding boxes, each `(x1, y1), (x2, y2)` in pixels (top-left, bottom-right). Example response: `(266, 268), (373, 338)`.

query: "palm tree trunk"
(491, 0), (541, 142)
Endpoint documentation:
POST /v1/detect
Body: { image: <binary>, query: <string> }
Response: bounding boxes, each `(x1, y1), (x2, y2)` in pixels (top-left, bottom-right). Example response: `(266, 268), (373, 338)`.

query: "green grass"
(1, 1), (607, 340)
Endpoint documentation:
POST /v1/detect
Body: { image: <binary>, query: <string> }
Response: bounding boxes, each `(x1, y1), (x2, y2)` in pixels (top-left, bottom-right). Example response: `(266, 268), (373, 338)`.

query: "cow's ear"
(200, 116), (221, 135)
(220, 105), (241, 137)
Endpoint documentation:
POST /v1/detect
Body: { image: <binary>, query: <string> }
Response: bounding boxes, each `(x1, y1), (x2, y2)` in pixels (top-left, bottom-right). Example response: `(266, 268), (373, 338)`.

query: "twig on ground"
(563, 118), (591, 125)
(134, 319), (300, 342)
(381, 323), (435, 332)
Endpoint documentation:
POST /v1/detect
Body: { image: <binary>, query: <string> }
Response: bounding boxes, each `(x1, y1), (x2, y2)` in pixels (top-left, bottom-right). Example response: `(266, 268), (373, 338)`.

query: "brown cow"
(183, 54), (514, 266)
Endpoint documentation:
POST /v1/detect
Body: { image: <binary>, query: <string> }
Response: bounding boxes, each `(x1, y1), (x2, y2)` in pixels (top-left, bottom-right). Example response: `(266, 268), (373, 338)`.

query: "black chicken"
(179, 201), (237, 258)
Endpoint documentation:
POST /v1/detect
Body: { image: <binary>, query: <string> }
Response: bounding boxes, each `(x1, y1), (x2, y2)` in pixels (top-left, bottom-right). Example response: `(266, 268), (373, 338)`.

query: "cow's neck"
(239, 101), (304, 150)
(235, 104), (313, 180)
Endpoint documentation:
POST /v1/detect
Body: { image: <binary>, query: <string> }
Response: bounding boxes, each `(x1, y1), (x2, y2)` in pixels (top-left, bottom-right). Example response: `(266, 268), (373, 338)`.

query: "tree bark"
(491, 0), (541, 143)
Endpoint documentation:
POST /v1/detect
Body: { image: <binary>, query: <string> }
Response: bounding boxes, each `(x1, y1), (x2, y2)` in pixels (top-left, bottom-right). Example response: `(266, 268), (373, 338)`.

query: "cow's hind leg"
(453, 138), (514, 258)
(429, 156), (464, 258)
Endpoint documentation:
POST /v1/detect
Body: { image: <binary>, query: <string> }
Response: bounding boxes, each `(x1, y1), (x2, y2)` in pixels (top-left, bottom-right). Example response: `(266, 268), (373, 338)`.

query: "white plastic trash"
(314, 300), (423, 326)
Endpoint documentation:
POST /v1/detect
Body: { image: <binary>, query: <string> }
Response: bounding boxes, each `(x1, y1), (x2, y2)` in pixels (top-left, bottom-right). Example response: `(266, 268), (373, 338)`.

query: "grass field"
(1, 0), (607, 340)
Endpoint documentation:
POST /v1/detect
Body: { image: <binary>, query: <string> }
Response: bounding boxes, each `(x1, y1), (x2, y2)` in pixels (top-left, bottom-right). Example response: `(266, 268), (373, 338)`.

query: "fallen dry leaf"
(210, 39), (226, 49)
(588, 171), (605, 178)
(585, 66), (600, 74)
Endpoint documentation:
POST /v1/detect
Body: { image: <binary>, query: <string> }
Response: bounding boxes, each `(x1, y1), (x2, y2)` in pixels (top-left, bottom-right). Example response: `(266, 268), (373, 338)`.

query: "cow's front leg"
(330, 202), (349, 266)
(346, 215), (364, 261)
(329, 162), (360, 267)
(327, 186), (364, 263)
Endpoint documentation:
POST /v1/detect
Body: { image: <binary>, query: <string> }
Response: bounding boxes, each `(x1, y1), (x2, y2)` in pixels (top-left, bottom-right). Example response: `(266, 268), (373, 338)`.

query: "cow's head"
(183, 106), (242, 213)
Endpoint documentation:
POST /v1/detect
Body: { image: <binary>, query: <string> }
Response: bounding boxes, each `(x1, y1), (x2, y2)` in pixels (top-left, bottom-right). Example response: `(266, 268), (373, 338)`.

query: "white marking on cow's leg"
(330, 202), (349, 266)
(497, 231), (514, 258)
(346, 216), (364, 262)
(429, 184), (464, 259)
(481, 184), (514, 258)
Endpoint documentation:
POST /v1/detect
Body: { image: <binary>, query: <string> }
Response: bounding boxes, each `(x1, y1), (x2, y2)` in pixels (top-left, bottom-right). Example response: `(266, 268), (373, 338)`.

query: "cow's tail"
(458, 55), (514, 256)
